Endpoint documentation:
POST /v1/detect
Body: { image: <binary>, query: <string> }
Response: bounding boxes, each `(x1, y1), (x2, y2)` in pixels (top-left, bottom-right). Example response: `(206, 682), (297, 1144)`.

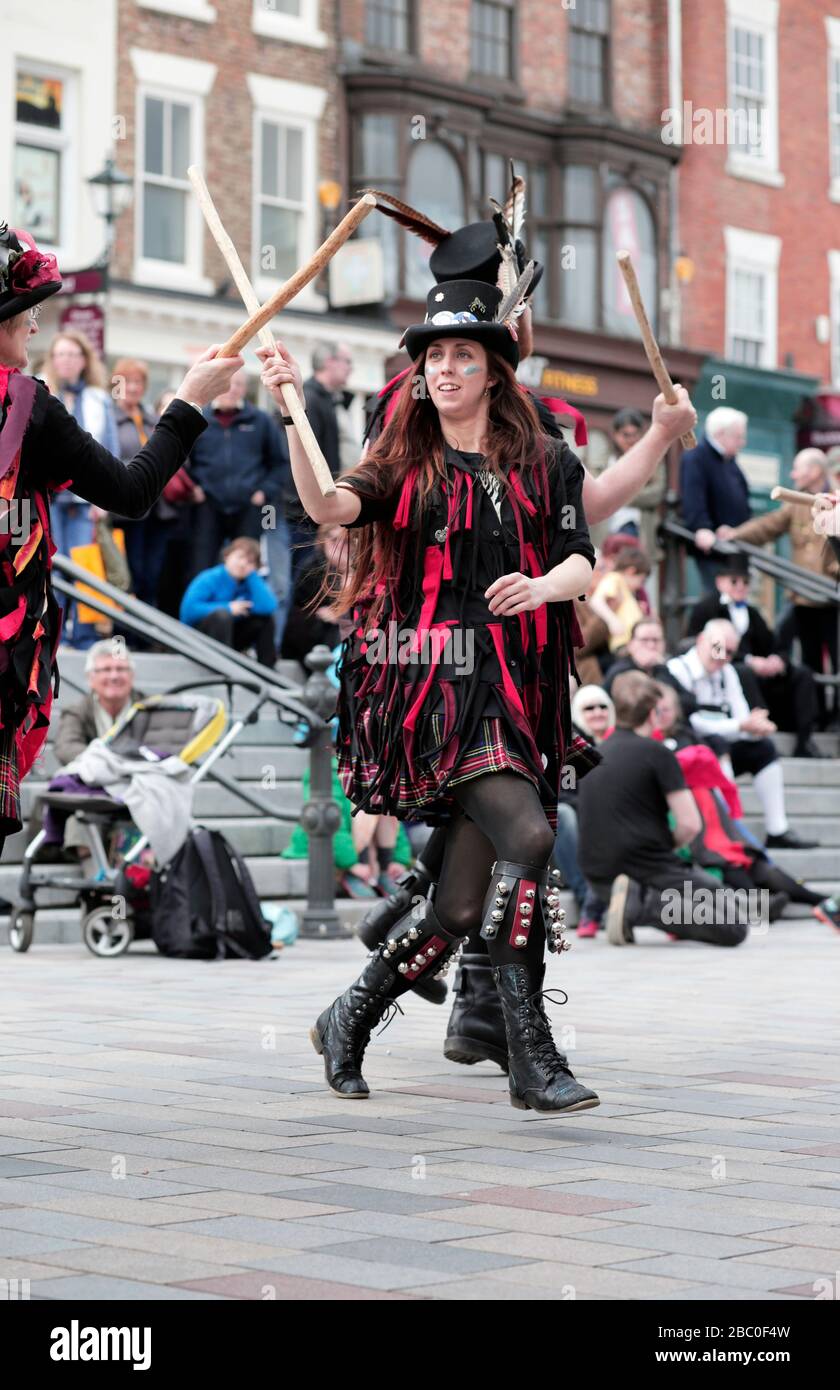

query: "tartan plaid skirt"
(0, 721), (21, 840)
(337, 709), (557, 830)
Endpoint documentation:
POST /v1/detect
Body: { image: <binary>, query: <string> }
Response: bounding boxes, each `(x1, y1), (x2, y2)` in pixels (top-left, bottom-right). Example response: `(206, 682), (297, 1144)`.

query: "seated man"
(687, 553), (822, 757)
(666, 619), (816, 850)
(577, 671), (749, 947)
(180, 536), (277, 667)
(32, 641), (142, 861)
(604, 615), (696, 718)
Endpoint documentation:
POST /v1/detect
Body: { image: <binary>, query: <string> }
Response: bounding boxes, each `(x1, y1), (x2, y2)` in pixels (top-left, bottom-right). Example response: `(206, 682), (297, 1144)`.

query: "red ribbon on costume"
(537, 396), (589, 447)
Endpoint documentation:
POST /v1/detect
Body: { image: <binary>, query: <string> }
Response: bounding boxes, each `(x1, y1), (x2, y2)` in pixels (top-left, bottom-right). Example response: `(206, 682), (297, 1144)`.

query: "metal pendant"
(435, 527), (449, 543)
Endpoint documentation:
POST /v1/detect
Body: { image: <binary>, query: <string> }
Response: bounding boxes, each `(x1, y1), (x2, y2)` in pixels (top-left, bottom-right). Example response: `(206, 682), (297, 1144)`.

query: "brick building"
(676, 0), (839, 484)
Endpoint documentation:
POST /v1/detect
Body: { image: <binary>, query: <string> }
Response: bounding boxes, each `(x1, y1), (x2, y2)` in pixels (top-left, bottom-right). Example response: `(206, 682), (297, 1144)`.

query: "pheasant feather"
(360, 189), (450, 246)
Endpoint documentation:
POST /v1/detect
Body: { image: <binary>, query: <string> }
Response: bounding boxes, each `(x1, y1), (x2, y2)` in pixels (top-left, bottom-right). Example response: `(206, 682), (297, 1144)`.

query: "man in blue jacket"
(680, 407), (751, 590)
(186, 370), (290, 583)
(180, 537), (277, 667)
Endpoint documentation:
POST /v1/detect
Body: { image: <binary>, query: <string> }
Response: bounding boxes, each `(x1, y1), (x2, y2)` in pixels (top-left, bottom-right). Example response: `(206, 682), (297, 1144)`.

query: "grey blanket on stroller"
(61, 742), (194, 864)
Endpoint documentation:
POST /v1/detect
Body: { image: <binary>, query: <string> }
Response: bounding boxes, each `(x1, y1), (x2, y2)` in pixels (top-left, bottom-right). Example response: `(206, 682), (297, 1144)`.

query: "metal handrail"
(47, 556), (345, 935)
(659, 500), (840, 693)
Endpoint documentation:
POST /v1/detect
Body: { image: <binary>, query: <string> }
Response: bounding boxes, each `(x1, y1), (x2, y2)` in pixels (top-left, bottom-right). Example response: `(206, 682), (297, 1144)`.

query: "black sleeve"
(651, 740), (687, 796)
(546, 439), (596, 572)
(32, 391), (207, 518)
(336, 466), (399, 530)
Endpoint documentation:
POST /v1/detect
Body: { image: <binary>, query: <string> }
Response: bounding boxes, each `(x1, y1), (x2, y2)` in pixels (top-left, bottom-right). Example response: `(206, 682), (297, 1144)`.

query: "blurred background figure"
(41, 330), (119, 646)
(180, 536), (277, 667)
(680, 407), (750, 590)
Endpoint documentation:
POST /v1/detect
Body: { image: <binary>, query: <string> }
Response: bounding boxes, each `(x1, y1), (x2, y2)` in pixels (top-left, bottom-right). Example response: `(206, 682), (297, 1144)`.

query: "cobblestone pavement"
(1, 918), (839, 1301)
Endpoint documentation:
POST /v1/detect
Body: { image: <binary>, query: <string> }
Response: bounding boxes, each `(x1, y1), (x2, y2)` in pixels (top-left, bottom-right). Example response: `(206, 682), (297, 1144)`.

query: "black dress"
(334, 438), (595, 829)
(0, 371), (206, 836)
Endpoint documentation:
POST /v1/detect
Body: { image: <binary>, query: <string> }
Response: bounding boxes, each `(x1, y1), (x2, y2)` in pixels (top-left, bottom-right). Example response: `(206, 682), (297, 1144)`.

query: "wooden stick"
(616, 251), (697, 450)
(188, 166), (335, 497)
(771, 485), (821, 507)
(218, 194), (377, 358)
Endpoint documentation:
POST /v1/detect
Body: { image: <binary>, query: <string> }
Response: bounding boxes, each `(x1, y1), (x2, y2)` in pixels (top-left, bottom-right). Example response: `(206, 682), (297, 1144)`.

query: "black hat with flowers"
(0, 223), (62, 323)
(402, 278), (524, 368)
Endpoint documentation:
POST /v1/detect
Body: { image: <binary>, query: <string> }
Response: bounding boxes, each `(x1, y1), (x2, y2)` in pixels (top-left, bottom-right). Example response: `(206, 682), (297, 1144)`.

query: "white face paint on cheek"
(462, 365), (482, 376)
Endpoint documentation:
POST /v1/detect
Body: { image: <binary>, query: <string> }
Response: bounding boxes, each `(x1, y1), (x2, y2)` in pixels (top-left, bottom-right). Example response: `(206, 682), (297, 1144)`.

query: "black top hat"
(429, 221), (543, 297)
(0, 223), (62, 324)
(717, 551), (750, 578)
(402, 279), (520, 367)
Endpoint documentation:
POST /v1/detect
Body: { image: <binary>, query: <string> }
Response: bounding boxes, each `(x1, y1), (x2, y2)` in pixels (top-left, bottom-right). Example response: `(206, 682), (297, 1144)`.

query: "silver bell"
(401, 936), (410, 948)
(514, 933), (527, 946)
(491, 910), (504, 923)
(520, 902), (532, 915)
(408, 927), (420, 941)
(485, 925), (496, 937)
(498, 880), (510, 895)
(525, 888), (535, 899)
(426, 946), (437, 959)
(494, 897), (504, 908)
(398, 963), (408, 973)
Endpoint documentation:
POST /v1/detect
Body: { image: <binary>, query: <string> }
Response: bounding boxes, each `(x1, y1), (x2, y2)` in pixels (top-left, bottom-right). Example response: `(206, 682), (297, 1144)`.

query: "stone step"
(739, 787), (840, 816)
(19, 778), (304, 822)
(56, 647), (305, 686)
(773, 733), (840, 757)
(742, 817), (840, 845)
(775, 758), (840, 785)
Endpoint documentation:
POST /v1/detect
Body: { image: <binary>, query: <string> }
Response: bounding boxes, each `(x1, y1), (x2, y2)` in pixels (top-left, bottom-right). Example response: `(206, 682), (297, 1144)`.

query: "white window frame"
(829, 250), (840, 385)
(247, 73), (327, 311)
(251, 0), (327, 47)
(724, 225), (781, 369)
(137, 0), (217, 21)
(725, 0), (783, 187)
(12, 59), (78, 267)
(826, 17), (840, 202)
(131, 49), (216, 294)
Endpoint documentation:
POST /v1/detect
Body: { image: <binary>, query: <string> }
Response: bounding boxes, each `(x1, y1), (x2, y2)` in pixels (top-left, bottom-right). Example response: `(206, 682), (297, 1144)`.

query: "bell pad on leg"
(543, 866), (571, 954)
(379, 899), (461, 985)
(481, 859), (550, 949)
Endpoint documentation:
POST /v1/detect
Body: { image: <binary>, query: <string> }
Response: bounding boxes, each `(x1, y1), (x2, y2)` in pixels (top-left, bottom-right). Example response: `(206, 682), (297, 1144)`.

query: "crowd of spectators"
(36, 338), (840, 928)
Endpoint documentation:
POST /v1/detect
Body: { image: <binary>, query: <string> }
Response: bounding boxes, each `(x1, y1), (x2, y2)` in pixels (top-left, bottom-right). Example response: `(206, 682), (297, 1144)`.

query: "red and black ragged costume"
(0, 368), (63, 835)
(335, 436), (595, 830)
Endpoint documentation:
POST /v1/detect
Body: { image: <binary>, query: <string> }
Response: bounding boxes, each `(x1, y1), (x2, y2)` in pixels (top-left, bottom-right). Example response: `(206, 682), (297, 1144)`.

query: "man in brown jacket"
(721, 449), (840, 724)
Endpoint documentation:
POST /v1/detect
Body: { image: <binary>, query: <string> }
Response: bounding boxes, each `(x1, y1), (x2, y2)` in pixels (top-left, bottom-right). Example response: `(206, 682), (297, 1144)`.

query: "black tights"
(433, 773), (555, 968)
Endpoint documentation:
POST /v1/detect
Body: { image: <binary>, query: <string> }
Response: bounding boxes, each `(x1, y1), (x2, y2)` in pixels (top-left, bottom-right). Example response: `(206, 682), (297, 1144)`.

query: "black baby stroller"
(11, 691), (228, 956)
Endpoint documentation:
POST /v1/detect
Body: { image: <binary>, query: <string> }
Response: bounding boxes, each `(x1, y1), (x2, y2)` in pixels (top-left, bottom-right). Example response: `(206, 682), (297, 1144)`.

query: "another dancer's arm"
(33, 346), (243, 517)
(259, 341), (362, 527)
(580, 387), (697, 525)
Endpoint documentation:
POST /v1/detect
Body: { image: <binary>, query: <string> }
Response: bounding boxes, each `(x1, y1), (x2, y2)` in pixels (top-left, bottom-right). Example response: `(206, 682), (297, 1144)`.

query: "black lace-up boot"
(355, 861), (447, 1005)
(311, 900), (463, 1098)
(442, 861), (571, 1074)
(494, 961), (600, 1114)
(444, 954), (510, 1072)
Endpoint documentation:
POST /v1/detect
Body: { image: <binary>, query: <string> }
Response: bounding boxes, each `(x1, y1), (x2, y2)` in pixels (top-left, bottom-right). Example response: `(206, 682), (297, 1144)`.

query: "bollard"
(298, 645), (345, 939)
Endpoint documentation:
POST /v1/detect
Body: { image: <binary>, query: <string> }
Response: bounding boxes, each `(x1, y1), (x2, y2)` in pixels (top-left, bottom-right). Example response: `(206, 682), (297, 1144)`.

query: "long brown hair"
(333, 346), (544, 623)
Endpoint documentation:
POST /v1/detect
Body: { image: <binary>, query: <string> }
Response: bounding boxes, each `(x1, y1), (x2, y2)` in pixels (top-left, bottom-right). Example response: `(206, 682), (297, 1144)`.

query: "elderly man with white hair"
(680, 407), (751, 590)
(667, 618), (817, 850)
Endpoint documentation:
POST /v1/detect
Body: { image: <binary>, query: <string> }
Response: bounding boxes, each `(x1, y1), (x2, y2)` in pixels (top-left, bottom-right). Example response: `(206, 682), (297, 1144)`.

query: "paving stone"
(278, 1183), (467, 1215)
(459, 1186), (644, 1215)
(32, 1245), (245, 1284)
(176, 1271), (421, 1299)
(612, 1252), (833, 1291)
(0, 1229), (87, 1257)
(160, 1216), (370, 1250)
(292, 1210), (505, 1243)
(300, 1235), (533, 1275)
(444, 1231), (655, 1265)
(579, 1224), (785, 1259)
(23, 1274), (224, 1300)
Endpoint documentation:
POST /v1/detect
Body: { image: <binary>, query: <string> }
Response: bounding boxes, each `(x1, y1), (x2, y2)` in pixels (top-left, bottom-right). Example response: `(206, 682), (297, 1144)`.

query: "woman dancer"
(261, 279), (601, 1114)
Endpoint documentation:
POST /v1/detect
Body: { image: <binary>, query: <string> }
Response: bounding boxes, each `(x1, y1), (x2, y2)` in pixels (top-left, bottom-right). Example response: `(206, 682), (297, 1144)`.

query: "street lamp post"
(86, 156), (133, 351)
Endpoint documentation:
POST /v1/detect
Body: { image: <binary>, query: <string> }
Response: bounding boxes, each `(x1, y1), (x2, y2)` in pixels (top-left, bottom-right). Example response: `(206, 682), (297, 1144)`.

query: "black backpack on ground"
(150, 827), (273, 960)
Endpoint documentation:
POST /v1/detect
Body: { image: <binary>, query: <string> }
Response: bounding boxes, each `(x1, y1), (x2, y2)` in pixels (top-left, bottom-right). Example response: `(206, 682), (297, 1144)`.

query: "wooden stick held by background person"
(218, 194), (377, 358)
(188, 165), (335, 498)
(616, 250), (697, 450)
(770, 485), (822, 507)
